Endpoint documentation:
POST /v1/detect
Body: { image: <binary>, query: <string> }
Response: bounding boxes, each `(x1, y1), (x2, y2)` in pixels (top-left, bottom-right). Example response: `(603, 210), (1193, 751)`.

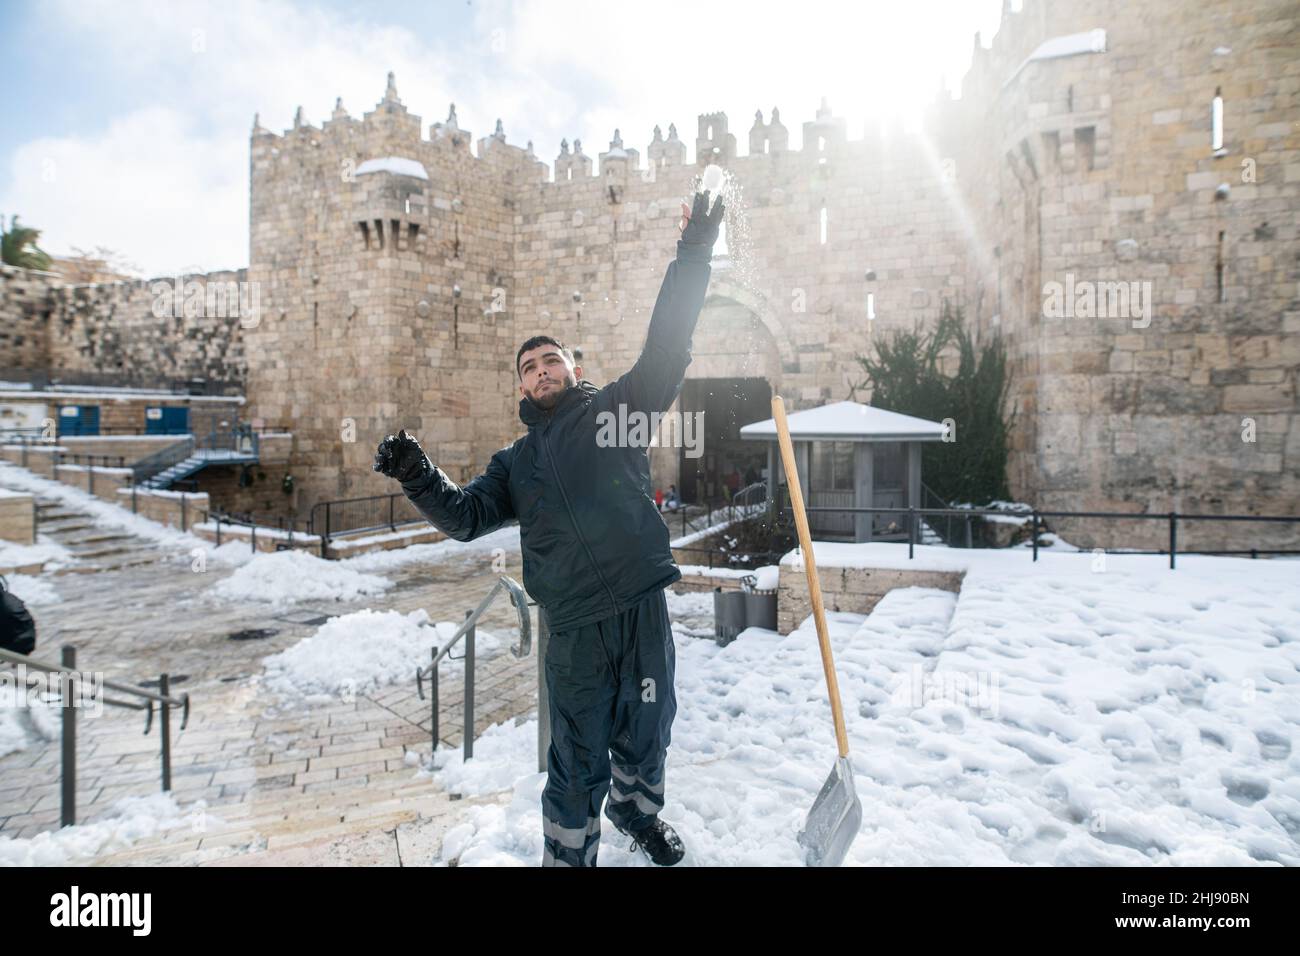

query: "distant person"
(654, 487), (664, 512)
(664, 484), (680, 512)
(744, 464), (758, 488)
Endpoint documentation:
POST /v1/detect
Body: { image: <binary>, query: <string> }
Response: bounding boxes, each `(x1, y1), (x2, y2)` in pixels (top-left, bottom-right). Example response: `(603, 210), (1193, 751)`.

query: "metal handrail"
(788, 503), (1300, 569)
(0, 645), (191, 828)
(416, 575), (532, 685)
(413, 574), (534, 762)
(132, 436), (196, 484)
(0, 649), (190, 711)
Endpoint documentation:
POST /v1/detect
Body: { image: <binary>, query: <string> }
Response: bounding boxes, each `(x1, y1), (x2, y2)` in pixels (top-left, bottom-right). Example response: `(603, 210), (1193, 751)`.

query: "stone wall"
(0, 266), (58, 373)
(0, 490), (35, 546)
(776, 564), (965, 635)
(113, 488), (208, 532)
(0, 443), (62, 476)
(940, 0), (1299, 550)
(48, 464), (133, 502)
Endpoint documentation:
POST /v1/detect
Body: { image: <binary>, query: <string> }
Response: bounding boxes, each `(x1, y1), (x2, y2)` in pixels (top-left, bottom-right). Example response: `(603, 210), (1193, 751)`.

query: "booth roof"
(739, 401), (946, 442)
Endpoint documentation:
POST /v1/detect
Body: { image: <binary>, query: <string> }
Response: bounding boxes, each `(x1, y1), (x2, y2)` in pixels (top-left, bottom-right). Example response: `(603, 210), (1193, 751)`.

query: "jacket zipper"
(542, 426), (620, 618)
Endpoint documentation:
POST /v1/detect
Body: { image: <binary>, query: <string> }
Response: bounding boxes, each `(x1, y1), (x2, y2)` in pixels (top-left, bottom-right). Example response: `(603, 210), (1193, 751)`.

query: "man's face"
(517, 345), (582, 410)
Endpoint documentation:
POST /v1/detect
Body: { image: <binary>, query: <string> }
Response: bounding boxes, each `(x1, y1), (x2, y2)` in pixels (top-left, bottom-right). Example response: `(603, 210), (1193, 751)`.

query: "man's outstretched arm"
(374, 430), (515, 542)
(611, 189), (724, 415)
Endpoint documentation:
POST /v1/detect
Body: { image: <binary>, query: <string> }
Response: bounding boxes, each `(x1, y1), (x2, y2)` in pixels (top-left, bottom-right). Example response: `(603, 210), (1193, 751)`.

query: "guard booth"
(57, 404), (100, 436)
(739, 401), (946, 543)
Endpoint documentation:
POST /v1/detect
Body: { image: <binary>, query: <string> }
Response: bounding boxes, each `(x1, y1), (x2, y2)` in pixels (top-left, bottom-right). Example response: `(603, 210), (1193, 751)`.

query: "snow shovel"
(771, 395), (863, 867)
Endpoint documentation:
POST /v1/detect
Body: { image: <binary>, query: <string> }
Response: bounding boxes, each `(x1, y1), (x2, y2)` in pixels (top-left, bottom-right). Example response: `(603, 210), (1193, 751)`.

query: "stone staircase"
(919, 520), (945, 546)
(89, 773), (507, 867)
(35, 497), (165, 573)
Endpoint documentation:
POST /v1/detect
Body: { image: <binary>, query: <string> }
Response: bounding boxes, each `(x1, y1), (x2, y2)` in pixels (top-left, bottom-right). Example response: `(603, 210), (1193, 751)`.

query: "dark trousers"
(540, 588), (677, 867)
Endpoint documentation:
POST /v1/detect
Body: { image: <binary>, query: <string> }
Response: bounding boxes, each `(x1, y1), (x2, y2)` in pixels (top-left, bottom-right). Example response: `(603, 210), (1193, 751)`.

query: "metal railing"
(793, 504), (1300, 569)
(0, 645), (191, 828)
(670, 544), (787, 570)
(55, 453), (129, 469)
(308, 493), (426, 555)
(413, 575), (541, 765)
(193, 423), (259, 458)
(672, 483), (770, 541)
(130, 437), (196, 484)
(204, 508), (314, 553)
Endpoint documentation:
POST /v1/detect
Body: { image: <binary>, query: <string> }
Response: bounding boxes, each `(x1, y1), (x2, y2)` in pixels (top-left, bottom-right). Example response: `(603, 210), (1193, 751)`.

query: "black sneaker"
(617, 818), (685, 866)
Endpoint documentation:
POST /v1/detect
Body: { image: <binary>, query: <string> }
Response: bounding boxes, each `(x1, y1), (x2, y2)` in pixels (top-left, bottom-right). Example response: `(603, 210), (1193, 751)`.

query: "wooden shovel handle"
(772, 396), (850, 759)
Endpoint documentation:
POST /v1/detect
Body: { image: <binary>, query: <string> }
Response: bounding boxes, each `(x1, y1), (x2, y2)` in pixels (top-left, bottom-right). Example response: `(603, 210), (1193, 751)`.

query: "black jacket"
(400, 240), (713, 631)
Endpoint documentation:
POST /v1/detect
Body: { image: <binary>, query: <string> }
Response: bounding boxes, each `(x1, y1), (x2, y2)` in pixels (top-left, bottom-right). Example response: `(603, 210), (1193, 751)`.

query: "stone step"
(99, 779), (448, 851)
(91, 797), (476, 867)
(87, 784), (478, 865)
(64, 532), (134, 546)
(56, 554), (162, 574)
(65, 544), (136, 559)
(40, 520), (94, 534)
(36, 505), (79, 517)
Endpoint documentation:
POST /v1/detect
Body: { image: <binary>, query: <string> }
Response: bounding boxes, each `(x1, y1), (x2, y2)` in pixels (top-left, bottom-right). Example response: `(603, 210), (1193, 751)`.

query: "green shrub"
(852, 303), (1013, 505)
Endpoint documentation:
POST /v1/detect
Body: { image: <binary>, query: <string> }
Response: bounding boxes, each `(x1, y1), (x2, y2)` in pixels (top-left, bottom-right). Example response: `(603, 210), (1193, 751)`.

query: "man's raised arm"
(373, 430), (515, 542)
(611, 189), (725, 415)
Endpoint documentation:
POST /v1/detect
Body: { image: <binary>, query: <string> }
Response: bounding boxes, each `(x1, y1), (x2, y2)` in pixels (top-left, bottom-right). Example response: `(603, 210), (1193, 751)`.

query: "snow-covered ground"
(0, 792), (216, 866)
(0, 537), (76, 573)
(0, 460), (256, 570)
(0, 692), (59, 761)
(426, 546), (1300, 866)
(2, 573), (62, 606)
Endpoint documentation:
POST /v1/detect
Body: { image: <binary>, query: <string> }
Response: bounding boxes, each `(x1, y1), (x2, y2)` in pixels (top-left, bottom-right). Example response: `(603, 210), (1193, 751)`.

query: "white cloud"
(1, 0), (1004, 275)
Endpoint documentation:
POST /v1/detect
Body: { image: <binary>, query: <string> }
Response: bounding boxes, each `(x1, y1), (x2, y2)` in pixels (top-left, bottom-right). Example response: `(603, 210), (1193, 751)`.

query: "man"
(373, 189), (724, 866)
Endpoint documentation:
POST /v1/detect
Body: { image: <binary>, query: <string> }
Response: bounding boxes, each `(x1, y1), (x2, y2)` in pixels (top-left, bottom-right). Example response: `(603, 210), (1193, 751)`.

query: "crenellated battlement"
(229, 0), (1299, 539)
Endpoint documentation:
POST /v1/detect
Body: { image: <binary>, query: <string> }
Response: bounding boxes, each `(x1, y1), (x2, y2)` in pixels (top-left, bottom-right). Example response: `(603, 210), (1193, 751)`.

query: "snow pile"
(2, 573), (61, 606)
(261, 608), (505, 702)
(425, 549), (1300, 866)
(423, 717), (540, 796)
(0, 537), (74, 573)
(752, 565), (780, 590)
(0, 693), (60, 760)
(0, 792), (214, 866)
(209, 549), (393, 608)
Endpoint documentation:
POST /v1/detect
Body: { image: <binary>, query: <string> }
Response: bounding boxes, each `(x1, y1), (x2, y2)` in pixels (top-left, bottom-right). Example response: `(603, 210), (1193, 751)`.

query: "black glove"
(679, 189), (726, 250)
(373, 429), (431, 484)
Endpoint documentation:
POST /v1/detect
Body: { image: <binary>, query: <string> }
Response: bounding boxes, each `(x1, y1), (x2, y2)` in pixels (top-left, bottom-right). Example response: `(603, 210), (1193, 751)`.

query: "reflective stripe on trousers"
(541, 588), (677, 867)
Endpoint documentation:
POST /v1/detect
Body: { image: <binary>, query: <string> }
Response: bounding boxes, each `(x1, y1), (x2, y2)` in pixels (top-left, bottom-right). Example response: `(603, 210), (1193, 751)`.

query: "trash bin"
(741, 573), (778, 631)
(713, 587), (747, 647)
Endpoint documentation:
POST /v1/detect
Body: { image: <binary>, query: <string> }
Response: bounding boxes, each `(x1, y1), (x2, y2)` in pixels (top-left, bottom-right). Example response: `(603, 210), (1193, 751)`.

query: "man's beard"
(528, 371), (577, 410)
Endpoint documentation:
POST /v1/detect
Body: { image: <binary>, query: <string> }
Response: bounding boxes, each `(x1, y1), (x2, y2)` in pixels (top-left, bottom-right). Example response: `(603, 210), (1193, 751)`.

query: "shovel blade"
(798, 756), (862, 867)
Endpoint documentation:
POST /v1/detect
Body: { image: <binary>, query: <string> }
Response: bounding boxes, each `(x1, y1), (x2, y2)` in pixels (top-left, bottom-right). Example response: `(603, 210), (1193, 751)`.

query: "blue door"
(57, 405), (100, 436)
(146, 406), (190, 435)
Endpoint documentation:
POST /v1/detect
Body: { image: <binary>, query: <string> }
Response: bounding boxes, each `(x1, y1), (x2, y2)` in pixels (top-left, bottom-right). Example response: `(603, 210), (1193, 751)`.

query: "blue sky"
(0, 0), (1005, 276)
